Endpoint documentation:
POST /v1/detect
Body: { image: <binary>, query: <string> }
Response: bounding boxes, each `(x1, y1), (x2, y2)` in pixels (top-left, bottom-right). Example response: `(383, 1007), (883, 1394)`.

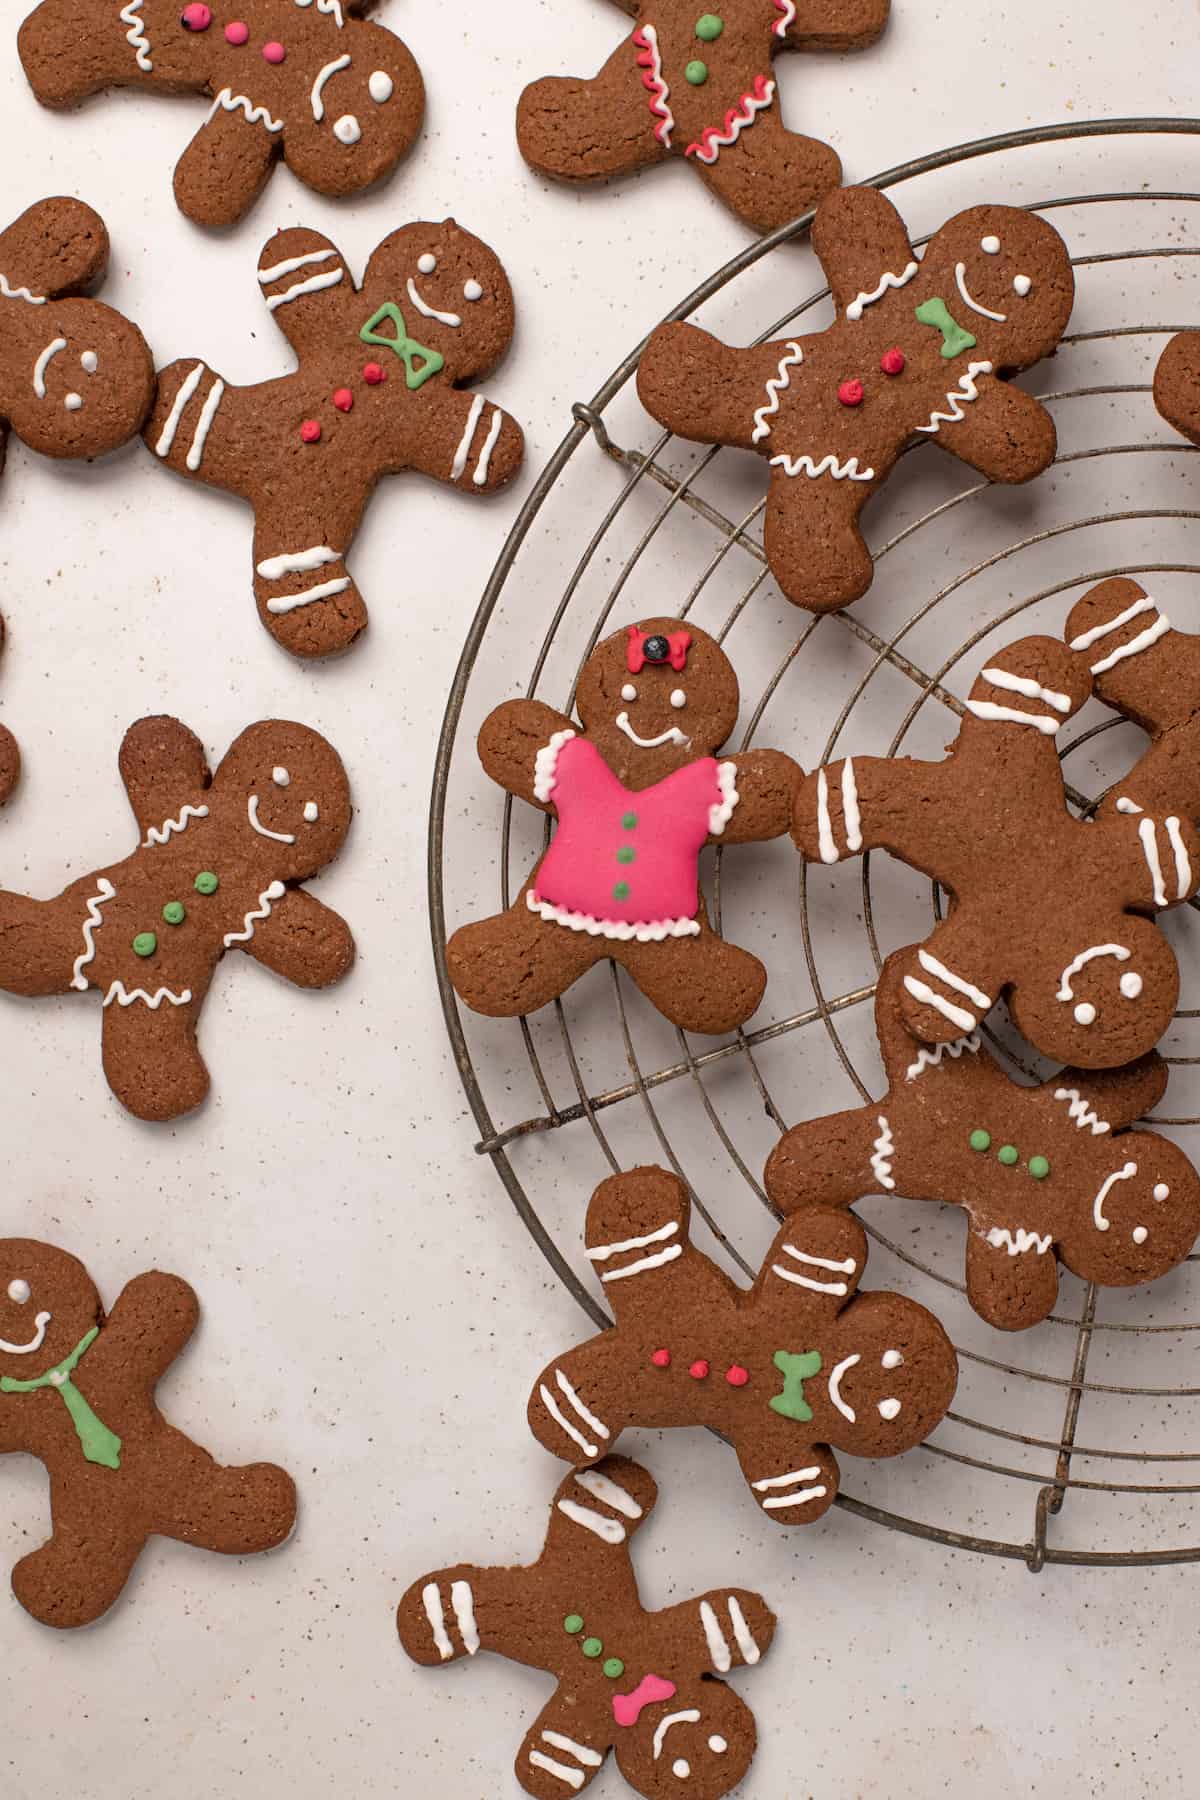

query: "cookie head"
(823, 1293), (957, 1458)
(217, 722), (352, 878)
(613, 1678), (757, 1800)
(363, 222), (515, 384)
(0, 1241), (101, 1382)
(1012, 915), (1180, 1070)
(283, 23), (424, 200)
(576, 621), (739, 782)
(12, 301), (153, 460)
(924, 206), (1074, 369)
(1074, 1138), (1200, 1287)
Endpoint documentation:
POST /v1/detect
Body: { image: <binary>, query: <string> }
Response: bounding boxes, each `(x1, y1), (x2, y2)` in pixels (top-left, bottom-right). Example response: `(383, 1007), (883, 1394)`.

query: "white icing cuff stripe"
(538, 1383), (598, 1459)
(980, 666), (1071, 712)
(1069, 593), (1158, 651)
(903, 975), (977, 1033)
(541, 1732), (602, 1770)
(587, 1220), (678, 1261)
(556, 1498), (626, 1544)
(760, 1486), (827, 1509)
(265, 577), (351, 615)
(965, 699), (1060, 735)
(575, 1468), (639, 1516)
(917, 947), (991, 1010)
(529, 1752), (585, 1791)
(555, 1371), (610, 1441)
(599, 1244), (682, 1281)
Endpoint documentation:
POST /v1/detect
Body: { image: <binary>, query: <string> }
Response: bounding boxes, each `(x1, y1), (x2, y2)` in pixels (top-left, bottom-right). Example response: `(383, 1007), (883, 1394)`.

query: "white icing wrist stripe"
(752, 342), (803, 442)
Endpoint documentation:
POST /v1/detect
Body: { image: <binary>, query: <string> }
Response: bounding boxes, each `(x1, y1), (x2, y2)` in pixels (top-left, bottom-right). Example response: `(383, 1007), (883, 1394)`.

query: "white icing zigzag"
(708, 761), (739, 835)
(223, 881), (286, 948)
(71, 878), (117, 991)
(296, 0), (346, 27)
(915, 362), (994, 434)
(1052, 1087), (1111, 1137)
(752, 343), (803, 443)
(845, 262), (919, 322)
(103, 982), (192, 1010)
(532, 730), (575, 804)
(209, 89), (285, 133)
(0, 273), (47, 307)
(141, 803), (210, 848)
(986, 1225), (1053, 1257)
(870, 1115), (896, 1190)
(904, 1033), (980, 1082)
(769, 452), (874, 482)
(119, 0), (153, 72)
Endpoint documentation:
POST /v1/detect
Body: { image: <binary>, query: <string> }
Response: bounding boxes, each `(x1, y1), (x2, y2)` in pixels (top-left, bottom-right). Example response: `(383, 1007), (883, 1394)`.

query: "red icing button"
(224, 20), (249, 44)
(262, 40), (286, 62)
(837, 378), (865, 407)
(880, 347), (906, 376)
(651, 1348), (671, 1369)
(333, 388), (354, 413)
(688, 1359), (710, 1381)
(300, 419), (322, 444)
(725, 1364), (750, 1387)
(180, 3), (212, 27)
(363, 362), (386, 385)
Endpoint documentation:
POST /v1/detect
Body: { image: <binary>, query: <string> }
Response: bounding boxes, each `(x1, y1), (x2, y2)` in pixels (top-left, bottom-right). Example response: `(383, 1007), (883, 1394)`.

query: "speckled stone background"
(2, 2), (1200, 1795)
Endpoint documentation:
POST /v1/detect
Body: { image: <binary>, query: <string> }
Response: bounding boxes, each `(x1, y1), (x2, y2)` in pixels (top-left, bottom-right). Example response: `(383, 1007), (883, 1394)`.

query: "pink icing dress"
(528, 733), (738, 940)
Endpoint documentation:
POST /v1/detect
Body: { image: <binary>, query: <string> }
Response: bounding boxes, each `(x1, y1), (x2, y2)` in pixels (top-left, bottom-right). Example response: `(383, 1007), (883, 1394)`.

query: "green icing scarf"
(0, 1326), (122, 1469)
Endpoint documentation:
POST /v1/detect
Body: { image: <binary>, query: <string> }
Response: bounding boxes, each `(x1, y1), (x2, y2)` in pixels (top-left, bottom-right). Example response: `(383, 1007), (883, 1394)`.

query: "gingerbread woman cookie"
(1064, 578), (1200, 821)
(517, 0), (889, 234)
(18, 1), (423, 228)
(0, 714), (353, 1121)
(145, 221), (523, 659)
(792, 636), (1200, 1068)
(764, 952), (1200, 1331)
(445, 620), (801, 1034)
(1153, 329), (1200, 456)
(637, 186), (1074, 612)
(399, 1455), (775, 1800)
(527, 1168), (955, 1521)
(0, 197), (153, 480)
(0, 1239), (295, 1627)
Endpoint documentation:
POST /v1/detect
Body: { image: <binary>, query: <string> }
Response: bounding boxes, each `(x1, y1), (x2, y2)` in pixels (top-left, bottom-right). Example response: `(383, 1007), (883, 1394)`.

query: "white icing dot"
(273, 766), (291, 788)
(672, 1761), (690, 1780)
(1013, 274), (1033, 296)
(368, 69), (394, 103)
(333, 114), (362, 145)
(878, 1397), (902, 1421)
(463, 279), (483, 302)
(1074, 1002), (1097, 1025)
(670, 688), (687, 709)
(1120, 971), (1143, 998)
(1132, 1226), (1148, 1245)
(64, 392), (82, 411)
(303, 801), (319, 823)
(980, 235), (1001, 254)
(418, 253), (437, 275)
(621, 683), (637, 702)
(7, 1279), (30, 1304)
(708, 1737), (727, 1755)
(881, 1349), (904, 1370)
(1154, 1182), (1170, 1202)
(81, 350), (99, 374)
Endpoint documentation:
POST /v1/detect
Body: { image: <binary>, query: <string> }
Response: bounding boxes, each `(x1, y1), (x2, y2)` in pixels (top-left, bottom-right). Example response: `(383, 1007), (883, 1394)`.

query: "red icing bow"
(626, 625), (691, 673)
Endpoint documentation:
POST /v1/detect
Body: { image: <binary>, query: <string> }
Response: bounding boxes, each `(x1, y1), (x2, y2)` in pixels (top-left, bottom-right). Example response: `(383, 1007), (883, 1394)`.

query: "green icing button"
(969, 1129), (991, 1152)
(613, 881), (630, 901)
(621, 811), (638, 830)
(162, 901), (186, 926)
(1029, 1155), (1050, 1180)
(616, 845), (636, 865)
(564, 1614), (584, 1635)
(685, 58), (708, 83)
(603, 1658), (625, 1679)
(582, 1638), (603, 1659)
(132, 931), (157, 958)
(194, 871), (219, 895)
(998, 1144), (1019, 1166)
(695, 12), (723, 38)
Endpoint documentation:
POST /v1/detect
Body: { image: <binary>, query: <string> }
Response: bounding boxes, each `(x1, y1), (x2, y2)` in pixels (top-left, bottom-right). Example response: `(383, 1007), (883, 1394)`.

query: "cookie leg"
(172, 105), (281, 229)
(12, 1515), (145, 1628)
(446, 899), (602, 1018)
(156, 1446), (296, 1554)
(615, 919), (766, 1033)
(764, 467), (874, 611)
(253, 513), (369, 662)
(100, 993), (211, 1122)
(0, 893), (81, 995)
(517, 38), (672, 184)
(764, 1104), (880, 1210)
(965, 1225), (1060, 1331)
(692, 110), (843, 235)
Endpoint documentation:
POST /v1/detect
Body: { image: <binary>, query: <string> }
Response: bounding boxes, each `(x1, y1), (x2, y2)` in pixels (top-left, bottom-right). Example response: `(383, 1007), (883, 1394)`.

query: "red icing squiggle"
(612, 1672), (677, 1727)
(685, 75), (776, 165)
(632, 25), (675, 149)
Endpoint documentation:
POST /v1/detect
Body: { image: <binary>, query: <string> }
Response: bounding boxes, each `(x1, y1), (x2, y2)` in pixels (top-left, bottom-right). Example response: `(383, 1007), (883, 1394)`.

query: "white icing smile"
(0, 1310), (52, 1355)
(615, 712), (688, 750)
(954, 261), (1007, 322)
(827, 1352), (860, 1423)
(406, 277), (461, 329)
(653, 1711), (701, 1763)
(247, 794), (296, 845)
(1092, 1161), (1138, 1232)
(33, 336), (66, 398)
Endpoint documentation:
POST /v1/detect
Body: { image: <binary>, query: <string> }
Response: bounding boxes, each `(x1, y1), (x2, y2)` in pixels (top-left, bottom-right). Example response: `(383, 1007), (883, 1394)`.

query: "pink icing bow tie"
(626, 626), (691, 673)
(612, 1672), (677, 1727)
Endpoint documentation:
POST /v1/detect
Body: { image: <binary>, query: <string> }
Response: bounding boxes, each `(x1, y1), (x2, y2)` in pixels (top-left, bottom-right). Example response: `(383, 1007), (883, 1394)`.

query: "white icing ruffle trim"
(708, 759), (740, 835)
(527, 889), (700, 942)
(533, 729), (576, 803)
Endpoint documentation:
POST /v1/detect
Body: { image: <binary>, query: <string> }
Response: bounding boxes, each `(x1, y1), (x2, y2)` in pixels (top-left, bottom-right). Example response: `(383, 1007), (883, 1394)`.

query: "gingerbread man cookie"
(527, 1168), (956, 1521)
(145, 221), (523, 659)
(1153, 329), (1200, 456)
(18, 1), (423, 228)
(792, 636), (1200, 1068)
(445, 619), (801, 1034)
(637, 186), (1074, 612)
(0, 1239), (295, 1627)
(0, 715), (354, 1121)
(399, 1455), (775, 1800)
(764, 952), (1200, 1331)
(517, 0), (889, 234)
(0, 197), (153, 481)
(1064, 578), (1200, 821)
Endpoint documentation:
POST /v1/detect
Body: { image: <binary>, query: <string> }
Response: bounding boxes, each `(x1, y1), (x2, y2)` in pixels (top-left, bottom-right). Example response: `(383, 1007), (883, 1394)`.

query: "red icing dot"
(300, 419), (322, 444)
(363, 362), (386, 386)
(688, 1359), (710, 1381)
(837, 378), (865, 407)
(224, 20), (249, 44)
(880, 347), (906, 376)
(651, 1348), (671, 1369)
(262, 40), (286, 62)
(180, 3), (212, 28)
(333, 388), (354, 413)
(725, 1364), (750, 1388)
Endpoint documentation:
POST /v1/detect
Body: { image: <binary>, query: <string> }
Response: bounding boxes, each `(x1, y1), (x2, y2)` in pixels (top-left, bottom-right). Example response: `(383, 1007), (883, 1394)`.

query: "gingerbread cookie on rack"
(0, 197), (153, 480)
(764, 951), (1200, 1331)
(517, 0), (889, 234)
(145, 221), (523, 658)
(18, 1), (424, 228)
(791, 636), (1199, 1067)
(399, 1455), (775, 1800)
(0, 1239), (295, 1627)
(445, 619), (801, 1034)
(1153, 329), (1200, 456)
(527, 1169), (955, 1521)
(637, 186), (1074, 612)
(0, 714), (354, 1121)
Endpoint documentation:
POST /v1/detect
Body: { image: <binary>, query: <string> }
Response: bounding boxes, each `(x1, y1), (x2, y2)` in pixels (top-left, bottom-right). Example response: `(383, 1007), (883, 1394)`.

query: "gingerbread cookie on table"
(528, 1167), (955, 1522)
(0, 197), (153, 480)
(637, 186), (1074, 612)
(792, 636), (1200, 1068)
(1153, 329), (1200, 455)
(145, 221), (523, 659)
(0, 1239), (295, 1627)
(764, 952), (1200, 1331)
(0, 714), (353, 1122)
(445, 620), (801, 1035)
(399, 1455), (775, 1800)
(18, 1), (423, 228)
(517, 0), (889, 235)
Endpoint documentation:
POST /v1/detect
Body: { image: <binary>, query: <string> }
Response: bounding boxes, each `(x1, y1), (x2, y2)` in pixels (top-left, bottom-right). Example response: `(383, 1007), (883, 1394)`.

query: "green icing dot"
(564, 1614), (584, 1635)
(603, 1658), (625, 1679)
(1029, 1155), (1051, 1180)
(162, 901), (186, 926)
(194, 871), (219, 895)
(621, 811), (638, 830)
(685, 58), (708, 83)
(969, 1129), (991, 1152)
(613, 881), (630, 901)
(132, 931), (157, 958)
(998, 1144), (1019, 1166)
(616, 845), (636, 865)
(695, 12), (723, 38)
(582, 1637), (603, 1659)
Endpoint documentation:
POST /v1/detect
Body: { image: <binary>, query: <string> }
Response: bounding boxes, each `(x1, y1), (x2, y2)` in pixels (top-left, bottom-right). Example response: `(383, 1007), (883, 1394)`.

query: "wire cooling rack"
(430, 120), (1200, 1569)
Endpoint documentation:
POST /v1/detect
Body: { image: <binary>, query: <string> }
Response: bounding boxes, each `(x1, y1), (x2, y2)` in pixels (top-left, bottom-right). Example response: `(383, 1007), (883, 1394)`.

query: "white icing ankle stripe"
(752, 1466), (823, 1491)
(761, 1485), (827, 1509)
(556, 1498), (626, 1544)
(529, 1752), (584, 1790)
(575, 1467), (639, 1516)
(450, 1580), (479, 1655)
(917, 948), (991, 1010)
(257, 546), (341, 580)
(538, 1383), (599, 1459)
(266, 269), (343, 312)
(980, 666), (1071, 712)
(903, 975), (977, 1033)
(1069, 594), (1158, 651)
(964, 698), (1060, 735)
(587, 1219), (678, 1260)
(266, 576), (352, 615)
(541, 1732), (602, 1770)
(771, 1262), (848, 1296)
(599, 1244), (682, 1282)
(258, 249), (338, 286)
(1089, 613), (1170, 674)
(780, 1245), (856, 1274)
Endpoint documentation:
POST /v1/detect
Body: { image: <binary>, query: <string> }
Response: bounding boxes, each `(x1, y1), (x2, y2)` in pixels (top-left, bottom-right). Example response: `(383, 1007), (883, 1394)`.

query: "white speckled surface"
(2, 1), (1200, 1795)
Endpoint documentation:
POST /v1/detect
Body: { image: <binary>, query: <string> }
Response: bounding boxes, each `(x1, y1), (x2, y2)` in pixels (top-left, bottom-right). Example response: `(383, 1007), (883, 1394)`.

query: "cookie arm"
(1042, 1055), (1168, 1134)
(779, 0), (891, 49)
(932, 381), (1057, 484)
(527, 1337), (629, 1465)
(763, 1104), (881, 1211)
(238, 890), (355, 990)
(638, 323), (790, 451)
(118, 716), (211, 842)
(792, 754), (950, 872)
(810, 186), (916, 317)
(712, 750), (802, 844)
(478, 699), (577, 809)
(405, 391), (524, 495)
(653, 1588), (777, 1674)
(517, 31), (672, 184)
(95, 1271), (200, 1385)
(173, 102), (282, 230)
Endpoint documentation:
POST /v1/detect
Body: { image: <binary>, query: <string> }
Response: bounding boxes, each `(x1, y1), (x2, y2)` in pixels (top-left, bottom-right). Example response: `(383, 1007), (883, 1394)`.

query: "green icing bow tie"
(359, 303), (444, 390)
(770, 1348), (823, 1422)
(915, 296), (977, 360)
(0, 1326), (122, 1470)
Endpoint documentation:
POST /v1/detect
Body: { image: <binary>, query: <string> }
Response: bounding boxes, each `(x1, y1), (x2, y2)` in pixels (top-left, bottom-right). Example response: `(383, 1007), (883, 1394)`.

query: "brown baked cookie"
(517, 0), (889, 234)
(637, 186), (1074, 612)
(0, 1239), (295, 1628)
(0, 612), (18, 808)
(398, 1455), (775, 1800)
(1064, 578), (1200, 820)
(445, 619), (801, 1034)
(0, 197), (153, 479)
(1153, 329), (1200, 452)
(144, 221), (523, 659)
(0, 714), (354, 1121)
(792, 636), (1199, 1068)
(527, 1167), (955, 1522)
(764, 951), (1200, 1331)
(18, 1), (423, 229)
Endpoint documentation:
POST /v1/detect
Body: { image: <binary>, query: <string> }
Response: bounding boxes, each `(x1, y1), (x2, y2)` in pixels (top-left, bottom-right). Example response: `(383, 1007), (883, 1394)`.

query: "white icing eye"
(1120, 971), (1143, 998)
(463, 279), (483, 302)
(303, 801), (319, 823)
(621, 683), (637, 702)
(368, 70), (394, 103)
(81, 350), (98, 374)
(7, 1279), (30, 1304)
(418, 253), (437, 275)
(670, 688), (687, 709)
(1013, 274), (1032, 296)
(708, 1738), (727, 1755)
(1154, 1182), (1170, 1201)
(333, 114), (361, 145)
(672, 1762), (690, 1780)
(1074, 1002), (1096, 1025)
(980, 235), (1001, 254)
(878, 1397), (902, 1421)
(881, 1349), (904, 1370)
(273, 767), (291, 788)
(1132, 1226), (1148, 1245)
(64, 393), (82, 411)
